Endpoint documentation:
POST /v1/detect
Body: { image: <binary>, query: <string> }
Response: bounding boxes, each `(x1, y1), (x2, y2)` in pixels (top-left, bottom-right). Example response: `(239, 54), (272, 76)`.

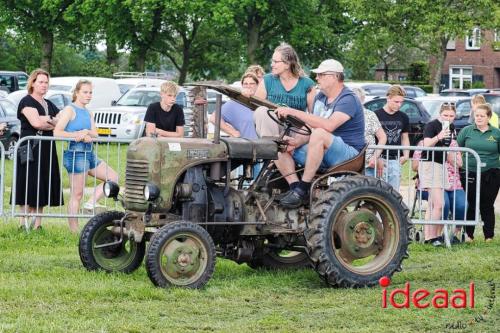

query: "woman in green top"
(457, 103), (500, 242)
(253, 42), (316, 137)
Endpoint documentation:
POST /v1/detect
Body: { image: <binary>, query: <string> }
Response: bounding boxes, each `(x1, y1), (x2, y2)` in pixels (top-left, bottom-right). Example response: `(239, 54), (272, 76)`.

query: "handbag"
(18, 141), (39, 165)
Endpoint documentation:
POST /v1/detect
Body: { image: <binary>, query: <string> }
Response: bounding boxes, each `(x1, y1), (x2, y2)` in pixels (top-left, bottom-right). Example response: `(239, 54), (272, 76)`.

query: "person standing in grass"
(374, 85), (410, 191)
(458, 103), (500, 242)
(12, 68), (63, 231)
(54, 79), (118, 233)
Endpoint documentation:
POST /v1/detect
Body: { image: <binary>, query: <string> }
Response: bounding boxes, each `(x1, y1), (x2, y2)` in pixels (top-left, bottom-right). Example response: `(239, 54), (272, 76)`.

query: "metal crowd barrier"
(367, 144), (482, 247)
(2, 137), (484, 248)
(10, 136), (133, 221)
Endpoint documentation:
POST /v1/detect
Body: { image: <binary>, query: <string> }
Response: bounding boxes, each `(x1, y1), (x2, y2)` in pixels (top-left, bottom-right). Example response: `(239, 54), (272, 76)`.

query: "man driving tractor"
(273, 59), (366, 208)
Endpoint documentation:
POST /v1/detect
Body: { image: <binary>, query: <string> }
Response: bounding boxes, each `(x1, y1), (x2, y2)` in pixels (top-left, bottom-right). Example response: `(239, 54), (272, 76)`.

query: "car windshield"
(421, 100), (443, 118)
(484, 95), (500, 115)
(116, 90), (161, 106)
(456, 100), (471, 119)
(116, 90), (187, 107)
(49, 85), (72, 92)
(118, 84), (134, 95)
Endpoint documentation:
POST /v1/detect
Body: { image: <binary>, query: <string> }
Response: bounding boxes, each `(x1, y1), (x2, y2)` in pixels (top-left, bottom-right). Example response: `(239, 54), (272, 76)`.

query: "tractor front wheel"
(145, 221), (216, 289)
(79, 211), (145, 273)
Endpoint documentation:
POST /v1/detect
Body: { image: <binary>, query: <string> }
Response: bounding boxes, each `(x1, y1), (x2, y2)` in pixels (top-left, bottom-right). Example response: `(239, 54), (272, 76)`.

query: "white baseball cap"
(311, 59), (344, 74)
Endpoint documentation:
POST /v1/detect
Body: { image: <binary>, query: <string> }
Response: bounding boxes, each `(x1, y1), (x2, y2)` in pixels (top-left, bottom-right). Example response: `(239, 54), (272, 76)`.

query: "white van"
(49, 77), (122, 109)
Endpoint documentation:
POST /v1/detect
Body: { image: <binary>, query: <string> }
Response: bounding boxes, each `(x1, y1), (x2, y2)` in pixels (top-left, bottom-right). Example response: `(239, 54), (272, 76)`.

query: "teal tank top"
(65, 104), (93, 151)
(263, 74), (315, 111)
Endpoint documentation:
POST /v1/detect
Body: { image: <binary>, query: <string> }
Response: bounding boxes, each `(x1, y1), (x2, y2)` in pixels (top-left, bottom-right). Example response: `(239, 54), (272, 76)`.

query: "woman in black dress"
(13, 69), (63, 230)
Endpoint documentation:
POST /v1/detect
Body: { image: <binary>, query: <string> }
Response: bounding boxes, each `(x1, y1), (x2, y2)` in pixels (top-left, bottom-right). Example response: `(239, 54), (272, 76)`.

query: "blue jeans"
(418, 189), (467, 220)
(293, 135), (359, 170)
(382, 159), (401, 190)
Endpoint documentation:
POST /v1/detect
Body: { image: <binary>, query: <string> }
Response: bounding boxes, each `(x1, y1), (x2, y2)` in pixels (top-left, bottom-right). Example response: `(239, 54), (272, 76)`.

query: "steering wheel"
(267, 109), (312, 136)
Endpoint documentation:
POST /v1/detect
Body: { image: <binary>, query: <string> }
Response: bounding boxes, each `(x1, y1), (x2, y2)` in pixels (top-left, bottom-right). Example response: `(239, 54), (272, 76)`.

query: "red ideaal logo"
(380, 276), (475, 309)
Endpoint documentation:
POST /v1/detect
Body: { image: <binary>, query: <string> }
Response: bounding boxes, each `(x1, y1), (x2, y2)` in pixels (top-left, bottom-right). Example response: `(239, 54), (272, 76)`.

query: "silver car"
(93, 87), (192, 139)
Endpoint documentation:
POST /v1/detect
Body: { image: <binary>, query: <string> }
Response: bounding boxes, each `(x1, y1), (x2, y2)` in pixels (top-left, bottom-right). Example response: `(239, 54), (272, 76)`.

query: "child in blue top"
(54, 79), (118, 233)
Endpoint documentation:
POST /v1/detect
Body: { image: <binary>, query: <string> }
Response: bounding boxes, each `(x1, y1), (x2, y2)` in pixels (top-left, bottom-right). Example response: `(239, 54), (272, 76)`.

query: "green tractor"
(79, 83), (410, 289)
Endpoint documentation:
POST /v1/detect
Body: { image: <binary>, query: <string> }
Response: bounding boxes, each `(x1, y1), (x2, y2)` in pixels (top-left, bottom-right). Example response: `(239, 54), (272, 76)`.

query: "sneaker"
(280, 188), (308, 209)
(424, 237), (443, 246)
(485, 238), (493, 243)
(451, 236), (461, 244)
(431, 239), (443, 247)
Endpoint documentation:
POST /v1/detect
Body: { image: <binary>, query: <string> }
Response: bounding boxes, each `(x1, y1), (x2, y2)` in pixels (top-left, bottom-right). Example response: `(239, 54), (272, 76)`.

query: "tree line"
(0, 0), (497, 91)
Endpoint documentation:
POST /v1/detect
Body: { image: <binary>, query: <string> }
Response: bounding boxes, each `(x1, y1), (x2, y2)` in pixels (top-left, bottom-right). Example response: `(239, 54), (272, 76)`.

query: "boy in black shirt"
(374, 85), (410, 190)
(144, 81), (185, 137)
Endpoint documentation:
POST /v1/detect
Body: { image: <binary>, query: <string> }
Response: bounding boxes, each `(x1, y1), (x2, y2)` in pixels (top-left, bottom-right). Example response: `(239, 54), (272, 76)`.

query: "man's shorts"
(63, 150), (101, 174)
(292, 135), (359, 170)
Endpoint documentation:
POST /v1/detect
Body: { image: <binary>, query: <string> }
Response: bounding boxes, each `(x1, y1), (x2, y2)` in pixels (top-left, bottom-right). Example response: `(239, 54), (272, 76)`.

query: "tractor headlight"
(144, 183), (160, 201)
(104, 181), (120, 198)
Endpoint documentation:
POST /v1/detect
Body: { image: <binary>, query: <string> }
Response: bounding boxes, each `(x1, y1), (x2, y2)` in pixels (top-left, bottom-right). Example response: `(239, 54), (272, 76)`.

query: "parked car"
(114, 78), (167, 95)
(345, 82), (391, 100)
(483, 93), (500, 115)
(7, 89), (72, 111)
(0, 97), (21, 158)
(49, 77), (122, 109)
(0, 71), (29, 94)
(403, 85), (427, 98)
(439, 89), (472, 97)
(364, 97), (431, 146)
(93, 86), (192, 139)
(417, 95), (472, 133)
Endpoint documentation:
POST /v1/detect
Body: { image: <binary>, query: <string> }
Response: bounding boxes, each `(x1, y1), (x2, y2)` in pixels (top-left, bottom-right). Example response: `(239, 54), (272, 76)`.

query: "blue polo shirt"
(312, 87), (365, 151)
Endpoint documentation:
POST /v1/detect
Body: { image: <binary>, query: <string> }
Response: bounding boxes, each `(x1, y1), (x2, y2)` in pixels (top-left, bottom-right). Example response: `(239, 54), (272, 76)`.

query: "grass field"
(0, 218), (498, 333)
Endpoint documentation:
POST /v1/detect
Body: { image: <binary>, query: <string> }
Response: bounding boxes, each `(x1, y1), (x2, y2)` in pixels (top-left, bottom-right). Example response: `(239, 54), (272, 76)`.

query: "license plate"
(97, 128), (111, 135)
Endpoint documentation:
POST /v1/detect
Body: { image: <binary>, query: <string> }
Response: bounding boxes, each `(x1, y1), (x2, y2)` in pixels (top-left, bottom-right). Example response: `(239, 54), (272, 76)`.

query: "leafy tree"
(408, 0), (497, 92)
(408, 61), (429, 82)
(342, 0), (420, 80)
(0, 0), (80, 72)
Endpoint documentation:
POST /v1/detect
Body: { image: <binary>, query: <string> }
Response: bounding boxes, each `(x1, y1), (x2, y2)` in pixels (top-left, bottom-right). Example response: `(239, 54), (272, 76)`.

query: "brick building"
(441, 29), (499, 89)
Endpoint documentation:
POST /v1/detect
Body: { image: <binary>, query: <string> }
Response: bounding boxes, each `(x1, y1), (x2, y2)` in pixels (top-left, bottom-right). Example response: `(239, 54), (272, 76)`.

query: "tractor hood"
(187, 81), (279, 111)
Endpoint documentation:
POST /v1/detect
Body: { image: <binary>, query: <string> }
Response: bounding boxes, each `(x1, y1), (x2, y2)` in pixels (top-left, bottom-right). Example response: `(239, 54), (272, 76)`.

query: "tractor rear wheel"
(306, 176), (410, 288)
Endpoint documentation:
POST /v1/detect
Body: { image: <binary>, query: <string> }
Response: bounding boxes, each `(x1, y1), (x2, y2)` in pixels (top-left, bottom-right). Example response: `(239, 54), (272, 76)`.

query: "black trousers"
(461, 168), (500, 239)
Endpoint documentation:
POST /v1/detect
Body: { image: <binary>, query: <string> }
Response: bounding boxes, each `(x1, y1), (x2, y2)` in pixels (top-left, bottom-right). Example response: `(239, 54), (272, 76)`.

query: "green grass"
(0, 219), (498, 332)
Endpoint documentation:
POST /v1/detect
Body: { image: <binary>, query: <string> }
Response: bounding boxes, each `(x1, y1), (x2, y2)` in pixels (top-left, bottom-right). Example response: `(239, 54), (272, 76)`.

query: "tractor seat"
(220, 137), (278, 160)
(317, 144), (367, 174)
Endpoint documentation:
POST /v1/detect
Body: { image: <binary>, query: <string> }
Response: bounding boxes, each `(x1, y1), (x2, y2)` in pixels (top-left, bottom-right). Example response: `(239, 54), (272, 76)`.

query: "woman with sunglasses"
(253, 43), (316, 137)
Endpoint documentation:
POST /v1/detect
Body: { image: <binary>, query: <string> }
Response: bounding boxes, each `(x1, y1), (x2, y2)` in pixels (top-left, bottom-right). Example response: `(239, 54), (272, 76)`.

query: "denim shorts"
(292, 135), (359, 170)
(63, 150), (101, 174)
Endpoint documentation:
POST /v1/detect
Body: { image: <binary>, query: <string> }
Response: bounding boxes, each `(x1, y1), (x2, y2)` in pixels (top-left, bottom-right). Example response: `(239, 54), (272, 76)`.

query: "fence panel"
(367, 144), (482, 247)
(10, 136), (133, 223)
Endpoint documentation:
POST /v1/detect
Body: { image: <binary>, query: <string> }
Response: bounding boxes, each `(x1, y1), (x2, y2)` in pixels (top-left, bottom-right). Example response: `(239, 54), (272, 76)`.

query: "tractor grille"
(124, 159), (149, 204)
(94, 112), (122, 125)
